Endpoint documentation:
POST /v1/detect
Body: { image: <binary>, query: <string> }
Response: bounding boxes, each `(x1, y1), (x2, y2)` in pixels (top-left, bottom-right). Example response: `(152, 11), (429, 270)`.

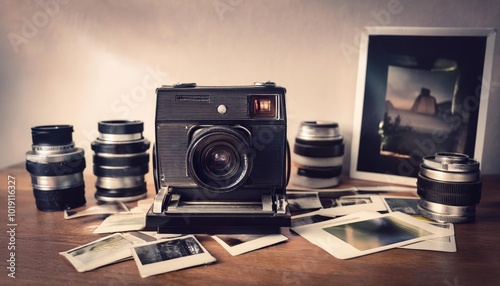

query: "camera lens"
(205, 144), (238, 177)
(187, 126), (252, 192)
(292, 121), (344, 188)
(417, 152), (482, 223)
(91, 120), (150, 202)
(26, 125), (86, 211)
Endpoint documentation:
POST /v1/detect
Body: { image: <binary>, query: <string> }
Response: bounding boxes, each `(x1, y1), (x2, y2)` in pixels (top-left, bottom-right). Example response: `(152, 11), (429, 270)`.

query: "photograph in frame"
(351, 27), (496, 185)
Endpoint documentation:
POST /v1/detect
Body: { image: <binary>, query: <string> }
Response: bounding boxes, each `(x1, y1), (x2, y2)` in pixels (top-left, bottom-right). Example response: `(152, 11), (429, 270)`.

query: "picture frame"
(350, 26), (496, 185)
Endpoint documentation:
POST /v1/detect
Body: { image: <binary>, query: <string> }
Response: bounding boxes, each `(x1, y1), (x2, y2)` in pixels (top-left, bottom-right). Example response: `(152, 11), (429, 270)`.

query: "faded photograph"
(135, 237), (203, 265)
(66, 234), (132, 265)
(323, 216), (432, 251)
(215, 234), (267, 247)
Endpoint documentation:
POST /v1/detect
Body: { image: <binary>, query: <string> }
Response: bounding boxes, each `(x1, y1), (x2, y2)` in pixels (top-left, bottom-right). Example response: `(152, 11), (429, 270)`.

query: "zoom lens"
(292, 121), (344, 188)
(187, 126), (252, 192)
(26, 125), (86, 211)
(91, 120), (150, 202)
(417, 152), (482, 223)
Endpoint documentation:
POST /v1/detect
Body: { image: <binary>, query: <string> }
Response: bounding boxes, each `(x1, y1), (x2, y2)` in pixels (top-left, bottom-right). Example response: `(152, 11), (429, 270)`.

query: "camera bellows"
(26, 125), (86, 211)
(91, 120), (150, 202)
(292, 121), (344, 188)
(417, 152), (482, 223)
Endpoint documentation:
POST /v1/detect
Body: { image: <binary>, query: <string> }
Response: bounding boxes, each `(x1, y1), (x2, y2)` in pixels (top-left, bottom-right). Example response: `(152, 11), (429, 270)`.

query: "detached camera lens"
(91, 120), (150, 202)
(26, 125), (86, 211)
(417, 152), (482, 223)
(292, 121), (344, 188)
(187, 126), (252, 192)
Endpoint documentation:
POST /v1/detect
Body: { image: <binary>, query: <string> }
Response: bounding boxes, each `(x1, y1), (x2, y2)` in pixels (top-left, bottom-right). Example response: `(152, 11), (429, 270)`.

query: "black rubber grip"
(33, 184), (86, 211)
(93, 164), (149, 177)
(95, 183), (148, 198)
(93, 153), (149, 167)
(91, 139), (150, 154)
(417, 187), (481, 206)
(417, 174), (482, 195)
(293, 141), (344, 158)
(26, 158), (86, 176)
(297, 166), (342, 179)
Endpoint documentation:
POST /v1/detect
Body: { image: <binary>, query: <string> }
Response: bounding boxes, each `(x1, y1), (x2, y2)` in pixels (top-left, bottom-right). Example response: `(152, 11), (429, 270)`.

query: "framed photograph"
(351, 27), (496, 185)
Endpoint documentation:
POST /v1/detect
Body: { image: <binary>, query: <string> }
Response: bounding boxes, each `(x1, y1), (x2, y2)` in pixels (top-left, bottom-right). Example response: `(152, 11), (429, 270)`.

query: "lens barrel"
(91, 120), (150, 202)
(417, 152), (482, 223)
(26, 125), (86, 211)
(186, 126), (252, 193)
(292, 121), (344, 188)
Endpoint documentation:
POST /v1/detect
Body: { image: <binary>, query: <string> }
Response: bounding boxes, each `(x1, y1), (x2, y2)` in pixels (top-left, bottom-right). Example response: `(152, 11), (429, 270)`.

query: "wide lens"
(204, 143), (238, 177)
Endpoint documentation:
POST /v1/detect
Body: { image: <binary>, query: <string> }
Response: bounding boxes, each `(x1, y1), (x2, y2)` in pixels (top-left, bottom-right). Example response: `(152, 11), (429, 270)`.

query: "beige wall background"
(1, 0), (499, 176)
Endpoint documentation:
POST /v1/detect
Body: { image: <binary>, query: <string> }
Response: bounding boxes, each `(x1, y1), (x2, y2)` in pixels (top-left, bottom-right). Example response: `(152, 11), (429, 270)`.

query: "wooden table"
(1, 165), (499, 285)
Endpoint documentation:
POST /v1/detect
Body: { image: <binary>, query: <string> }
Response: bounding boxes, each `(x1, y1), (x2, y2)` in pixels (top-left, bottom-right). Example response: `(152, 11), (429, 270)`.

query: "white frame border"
(350, 26), (496, 186)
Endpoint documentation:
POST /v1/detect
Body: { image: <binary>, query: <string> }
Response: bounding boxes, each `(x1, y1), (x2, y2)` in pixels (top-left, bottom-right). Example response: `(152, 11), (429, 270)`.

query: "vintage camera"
(146, 82), (290, 234)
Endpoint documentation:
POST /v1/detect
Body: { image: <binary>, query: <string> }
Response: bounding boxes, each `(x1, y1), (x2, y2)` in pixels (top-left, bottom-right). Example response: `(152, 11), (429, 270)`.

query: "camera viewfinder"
(250, 95), (277, 118)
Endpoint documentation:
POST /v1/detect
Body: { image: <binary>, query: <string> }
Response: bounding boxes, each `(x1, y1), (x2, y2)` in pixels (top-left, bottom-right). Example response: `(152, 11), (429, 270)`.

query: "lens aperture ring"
(31, 173), (84, 190)
(293, 141), (344, 158)
(93, 152), (149, 167)
(26, 147), (85, 163)
(297, 166), (342, 179)
(95, 184), (147, 202)
(96, 176), (145, 189)
(31, 142), (76, 154)
(417, 174), (481, 195)
(295, 121), (341, 140)
(93, 164), (149, 177)
(417, 187), (481, 206)
(98, 133), (143, 142)
(26, 157), (86, 176)
(419, 165), (479, 182)
(422, 155), (480, 172)
(91, 139), (150, 154)
(418, 201), (475, 223)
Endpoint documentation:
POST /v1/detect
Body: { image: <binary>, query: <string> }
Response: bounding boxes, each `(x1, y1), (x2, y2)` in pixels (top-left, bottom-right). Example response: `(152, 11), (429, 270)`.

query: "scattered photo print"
(323, 216), (432, 251)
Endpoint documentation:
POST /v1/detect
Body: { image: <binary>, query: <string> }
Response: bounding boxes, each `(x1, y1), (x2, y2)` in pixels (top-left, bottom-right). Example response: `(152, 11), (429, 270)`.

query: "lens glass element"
(205, 144), (238, 176)
(187, 127), (252, 192)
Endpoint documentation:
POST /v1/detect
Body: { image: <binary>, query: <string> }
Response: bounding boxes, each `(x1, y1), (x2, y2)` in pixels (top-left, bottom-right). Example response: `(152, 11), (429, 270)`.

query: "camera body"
(146, 82), (290, 234)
